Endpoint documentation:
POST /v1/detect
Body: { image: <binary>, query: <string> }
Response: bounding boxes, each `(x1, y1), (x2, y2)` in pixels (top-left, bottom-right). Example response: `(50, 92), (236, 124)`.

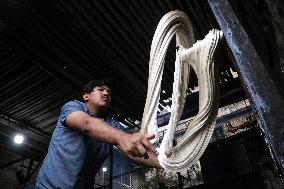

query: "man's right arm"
(66, 111), (159, 161)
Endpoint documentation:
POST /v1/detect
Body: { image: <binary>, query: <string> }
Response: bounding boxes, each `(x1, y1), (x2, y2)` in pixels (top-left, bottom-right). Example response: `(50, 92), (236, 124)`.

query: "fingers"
(143, 133), (159, 155)
(128, 144), (149, 159)
(144, 152), (149, 159)
(141, 137), (158, 156)
(129, 151), (149, 159)
(144, 133), (155, 140)
(129, 151), (138, 157)
(131, 135), (157, 158)
(136, 144), (147, 158)
(118, 132), (158, 159)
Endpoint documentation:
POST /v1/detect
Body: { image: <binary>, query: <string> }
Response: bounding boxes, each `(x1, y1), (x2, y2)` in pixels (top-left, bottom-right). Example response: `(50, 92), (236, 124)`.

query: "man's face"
(83, 85), (111, 109)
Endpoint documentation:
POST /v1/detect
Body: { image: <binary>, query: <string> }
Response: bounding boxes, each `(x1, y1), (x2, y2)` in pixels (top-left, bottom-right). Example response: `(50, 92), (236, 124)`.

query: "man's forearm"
(67, 111), (124, 145)
(84, 116), (125, 145)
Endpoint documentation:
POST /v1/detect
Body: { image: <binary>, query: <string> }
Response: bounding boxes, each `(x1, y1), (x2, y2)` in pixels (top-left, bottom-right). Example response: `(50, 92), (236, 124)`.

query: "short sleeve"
(106, 117), (125, 130)
(59, 101), (87, 126)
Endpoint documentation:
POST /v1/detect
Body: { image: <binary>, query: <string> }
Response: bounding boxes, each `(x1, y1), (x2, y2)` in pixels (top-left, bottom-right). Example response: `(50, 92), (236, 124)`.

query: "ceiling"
(0, 0), (255, 159)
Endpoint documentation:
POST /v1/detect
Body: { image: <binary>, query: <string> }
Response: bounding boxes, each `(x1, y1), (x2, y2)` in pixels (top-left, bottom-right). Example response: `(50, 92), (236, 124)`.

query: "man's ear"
(83, 93), (89, 102)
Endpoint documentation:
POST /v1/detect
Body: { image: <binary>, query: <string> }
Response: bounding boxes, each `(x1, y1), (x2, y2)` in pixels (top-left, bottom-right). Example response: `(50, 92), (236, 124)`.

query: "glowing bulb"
(102, 167), (107, 172)
(14, 134), (24, 144)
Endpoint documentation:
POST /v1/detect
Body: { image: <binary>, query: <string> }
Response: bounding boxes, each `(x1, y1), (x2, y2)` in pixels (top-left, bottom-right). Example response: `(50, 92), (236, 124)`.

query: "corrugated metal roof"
(0, 0), (256, 158)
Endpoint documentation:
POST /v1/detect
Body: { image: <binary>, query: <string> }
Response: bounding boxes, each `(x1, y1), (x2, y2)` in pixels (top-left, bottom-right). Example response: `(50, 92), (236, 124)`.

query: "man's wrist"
(113, 130), (127, 146)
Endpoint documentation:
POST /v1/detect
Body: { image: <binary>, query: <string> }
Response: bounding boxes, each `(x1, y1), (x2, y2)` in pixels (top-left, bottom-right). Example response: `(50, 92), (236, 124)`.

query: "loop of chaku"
(139, 10), (223, 172)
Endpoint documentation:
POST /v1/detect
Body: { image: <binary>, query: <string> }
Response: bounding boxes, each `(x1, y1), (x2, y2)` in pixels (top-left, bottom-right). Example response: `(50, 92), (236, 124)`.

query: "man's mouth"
(102, 97), (109, 101)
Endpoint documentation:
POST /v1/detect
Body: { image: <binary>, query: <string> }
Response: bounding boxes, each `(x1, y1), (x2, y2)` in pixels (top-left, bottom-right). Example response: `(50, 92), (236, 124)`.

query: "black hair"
(81, 79), (111, 96)
(80, 79), (112, 118)
(79, 79), (111, 102)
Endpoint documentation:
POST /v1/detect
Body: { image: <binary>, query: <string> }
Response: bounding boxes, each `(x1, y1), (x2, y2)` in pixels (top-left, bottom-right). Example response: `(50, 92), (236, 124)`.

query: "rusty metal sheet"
(208, 0), (284, 174)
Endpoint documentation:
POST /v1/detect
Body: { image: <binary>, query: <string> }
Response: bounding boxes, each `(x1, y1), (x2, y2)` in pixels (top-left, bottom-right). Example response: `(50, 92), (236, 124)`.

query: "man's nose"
(102, 90), (109, 95)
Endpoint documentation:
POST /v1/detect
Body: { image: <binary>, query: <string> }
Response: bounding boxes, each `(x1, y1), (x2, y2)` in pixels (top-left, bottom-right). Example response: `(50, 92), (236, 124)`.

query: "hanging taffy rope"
(140, 10), (223, 172)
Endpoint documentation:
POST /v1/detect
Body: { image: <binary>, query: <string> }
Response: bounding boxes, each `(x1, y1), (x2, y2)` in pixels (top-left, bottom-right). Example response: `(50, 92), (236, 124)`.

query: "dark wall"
(197, 127), (284, 189)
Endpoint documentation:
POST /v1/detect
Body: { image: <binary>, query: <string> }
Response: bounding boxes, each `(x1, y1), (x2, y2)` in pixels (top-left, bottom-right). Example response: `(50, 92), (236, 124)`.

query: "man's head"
(82, 79), (112, 112)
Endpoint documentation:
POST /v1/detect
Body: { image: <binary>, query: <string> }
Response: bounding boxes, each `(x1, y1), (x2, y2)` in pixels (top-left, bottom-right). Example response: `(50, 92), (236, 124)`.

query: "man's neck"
(85, 102), (104, 118)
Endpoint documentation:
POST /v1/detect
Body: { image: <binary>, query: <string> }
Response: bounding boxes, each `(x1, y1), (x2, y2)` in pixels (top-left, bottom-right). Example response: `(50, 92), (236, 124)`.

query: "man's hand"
(116, 133), (158, 159)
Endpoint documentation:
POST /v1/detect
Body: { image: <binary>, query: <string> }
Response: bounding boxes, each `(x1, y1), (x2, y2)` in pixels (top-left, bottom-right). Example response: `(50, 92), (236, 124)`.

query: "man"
(36, 79), (161, 189)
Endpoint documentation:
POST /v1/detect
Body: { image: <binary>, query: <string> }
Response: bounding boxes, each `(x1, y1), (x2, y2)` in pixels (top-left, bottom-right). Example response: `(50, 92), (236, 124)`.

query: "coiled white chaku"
(140, 10), (223, 172)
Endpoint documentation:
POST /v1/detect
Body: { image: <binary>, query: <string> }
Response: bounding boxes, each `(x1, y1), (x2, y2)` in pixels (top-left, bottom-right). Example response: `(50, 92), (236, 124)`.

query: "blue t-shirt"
(36, 100), (123, 189)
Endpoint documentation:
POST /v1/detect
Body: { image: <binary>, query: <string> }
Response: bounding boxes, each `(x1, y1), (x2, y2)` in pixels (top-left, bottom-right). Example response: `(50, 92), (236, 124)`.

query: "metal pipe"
(208, 0), (284, 174)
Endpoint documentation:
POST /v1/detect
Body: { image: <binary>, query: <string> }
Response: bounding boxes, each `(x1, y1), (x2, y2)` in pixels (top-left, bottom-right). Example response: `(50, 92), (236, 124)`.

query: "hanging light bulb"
(14, 134), (24, 144)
